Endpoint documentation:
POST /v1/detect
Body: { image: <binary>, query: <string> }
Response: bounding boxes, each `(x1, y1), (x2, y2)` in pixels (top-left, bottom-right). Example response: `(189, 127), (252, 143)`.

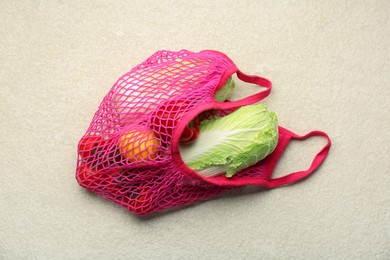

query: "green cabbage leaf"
(215, 77), (235, 102)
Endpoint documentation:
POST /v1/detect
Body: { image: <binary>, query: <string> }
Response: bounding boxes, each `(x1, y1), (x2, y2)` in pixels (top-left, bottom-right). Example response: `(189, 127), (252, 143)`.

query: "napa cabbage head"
(215, 77), (235, 102)
(179, 103), (278, 177)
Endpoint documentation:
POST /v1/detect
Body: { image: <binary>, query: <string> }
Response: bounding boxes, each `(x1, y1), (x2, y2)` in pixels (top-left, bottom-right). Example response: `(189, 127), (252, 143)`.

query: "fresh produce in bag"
(180, 103), (278, 178)
(76, 49), (331, 215)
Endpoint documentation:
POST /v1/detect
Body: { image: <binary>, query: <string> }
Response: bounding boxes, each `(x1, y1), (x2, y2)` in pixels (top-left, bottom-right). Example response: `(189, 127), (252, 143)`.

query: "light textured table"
(1, 1), (389, 259)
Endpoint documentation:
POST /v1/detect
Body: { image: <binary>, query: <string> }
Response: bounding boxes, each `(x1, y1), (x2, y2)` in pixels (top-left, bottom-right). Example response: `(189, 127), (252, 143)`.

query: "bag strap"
(201, 50), (272, 105)
(231, 70), (272, 106)
(266, 129), (332, 188)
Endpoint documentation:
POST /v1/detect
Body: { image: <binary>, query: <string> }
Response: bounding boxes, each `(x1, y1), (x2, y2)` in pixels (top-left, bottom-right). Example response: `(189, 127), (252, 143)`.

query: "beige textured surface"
(1, 0), (389, 259)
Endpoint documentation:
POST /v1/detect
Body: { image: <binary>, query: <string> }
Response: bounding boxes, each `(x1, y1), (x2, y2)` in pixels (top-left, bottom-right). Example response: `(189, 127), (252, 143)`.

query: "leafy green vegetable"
(215, 77), (235, 102)
(179, 103), (278, 177)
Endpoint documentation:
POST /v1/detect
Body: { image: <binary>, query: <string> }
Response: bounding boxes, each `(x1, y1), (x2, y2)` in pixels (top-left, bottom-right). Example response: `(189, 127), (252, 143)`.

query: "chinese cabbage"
(179, 103), (278, 177)
(215, 77), (235, 102)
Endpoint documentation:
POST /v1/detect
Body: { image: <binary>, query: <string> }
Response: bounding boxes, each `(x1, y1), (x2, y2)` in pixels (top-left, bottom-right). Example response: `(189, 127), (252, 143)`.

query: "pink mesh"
(76, 49), (276, 215)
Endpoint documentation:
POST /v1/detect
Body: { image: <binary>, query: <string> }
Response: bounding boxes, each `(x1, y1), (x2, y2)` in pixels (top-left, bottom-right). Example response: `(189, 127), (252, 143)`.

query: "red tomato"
(151, 99), (200, 144)
(76, 164), (99, 188)
(179, 126), (199, 144)
(123, 188), (154, 215)
(78, 135), (103, 159)
(152, 99), (190, 133)
(179, 117), (200, 144)
(76, 164), (116, 190)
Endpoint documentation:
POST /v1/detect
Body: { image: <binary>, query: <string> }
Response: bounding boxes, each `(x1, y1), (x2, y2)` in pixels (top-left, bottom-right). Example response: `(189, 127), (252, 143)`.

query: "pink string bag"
(76, 50), (331, 215)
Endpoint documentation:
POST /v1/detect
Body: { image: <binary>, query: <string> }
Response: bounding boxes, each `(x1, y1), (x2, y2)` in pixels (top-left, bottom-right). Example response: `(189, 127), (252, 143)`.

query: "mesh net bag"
(76, 49), (326, 215)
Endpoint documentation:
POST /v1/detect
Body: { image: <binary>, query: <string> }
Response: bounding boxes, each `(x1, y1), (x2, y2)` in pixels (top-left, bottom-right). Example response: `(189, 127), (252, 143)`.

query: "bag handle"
(266, 129), (332, 188)
(229, 70), (272, 107)
(201, 50), (272, 105)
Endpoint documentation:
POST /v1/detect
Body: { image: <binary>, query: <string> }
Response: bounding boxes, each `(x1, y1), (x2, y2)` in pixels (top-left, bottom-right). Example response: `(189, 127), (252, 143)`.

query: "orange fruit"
(119, 129), (160, 162)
